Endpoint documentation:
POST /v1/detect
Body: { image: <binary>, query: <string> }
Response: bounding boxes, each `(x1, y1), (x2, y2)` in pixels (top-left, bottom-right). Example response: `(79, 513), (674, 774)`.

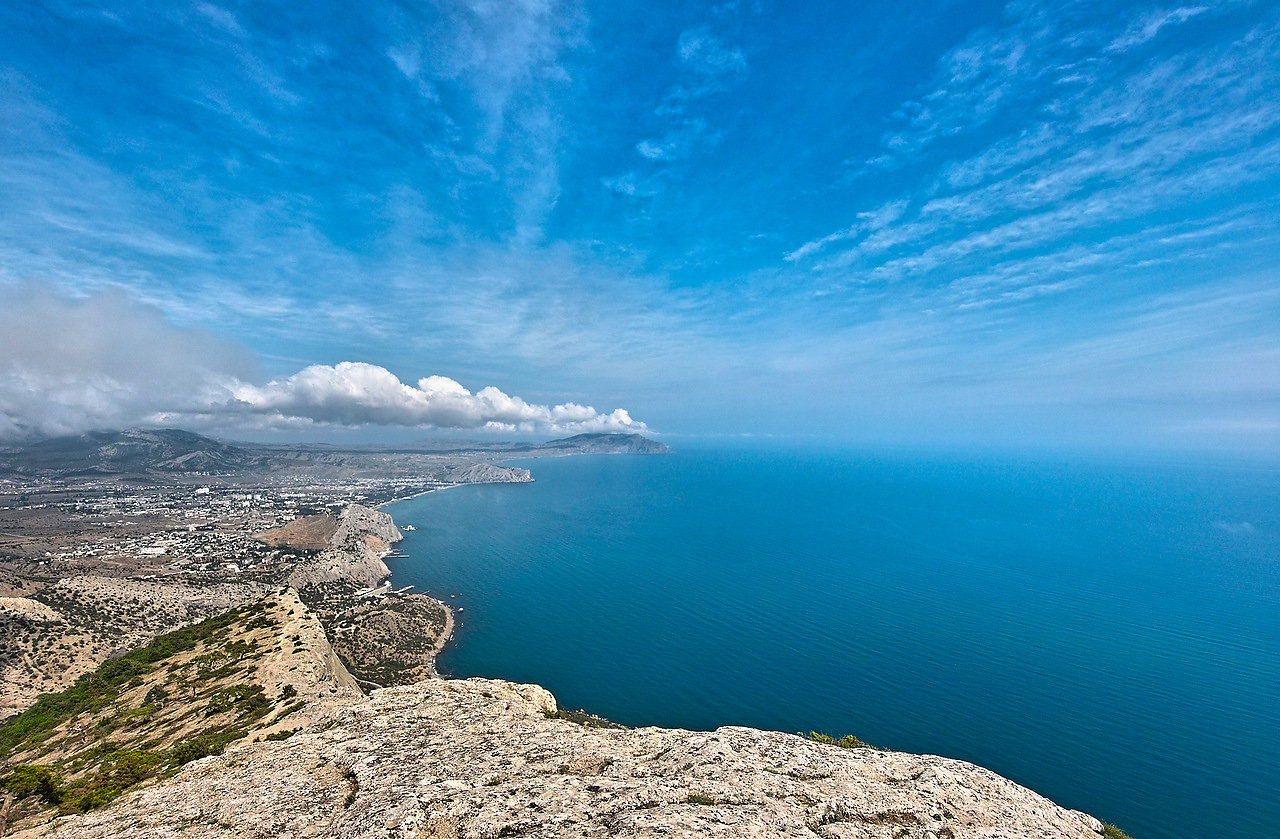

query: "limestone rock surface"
(287, 504), (401, 594)
(17, 677), (1107, 839)
(0, 596), (62, 623)
(331, 504), (403, 553)
(286, 549), (391, 593)
(442, 462), (534, 484)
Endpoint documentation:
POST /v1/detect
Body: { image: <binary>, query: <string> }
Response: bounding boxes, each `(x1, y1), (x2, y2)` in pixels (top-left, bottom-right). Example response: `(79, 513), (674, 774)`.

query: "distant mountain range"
(467, 432), (672, 456)
(0, 428), (670, 479)
(546, 432), (670, 454)
(0, 428), (270, 477)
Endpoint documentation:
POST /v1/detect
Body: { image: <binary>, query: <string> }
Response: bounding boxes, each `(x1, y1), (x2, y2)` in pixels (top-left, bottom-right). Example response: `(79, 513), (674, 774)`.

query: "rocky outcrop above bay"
(18, 675), (1107, 839)
(284, 549), (390, 597)
(331, 503), (403, 552)
(440, 462), (534, 483)
(284, 504), (401, 595)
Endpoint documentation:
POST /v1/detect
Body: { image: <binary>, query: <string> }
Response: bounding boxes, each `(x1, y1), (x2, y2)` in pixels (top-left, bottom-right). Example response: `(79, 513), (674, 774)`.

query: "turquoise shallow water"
(385, 447), (1280, 839)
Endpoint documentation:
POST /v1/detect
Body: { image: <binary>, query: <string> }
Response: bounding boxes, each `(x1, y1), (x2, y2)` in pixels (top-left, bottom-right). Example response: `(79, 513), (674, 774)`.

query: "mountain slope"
(0, 429), (265, 477)
(0, 590), (361, 830)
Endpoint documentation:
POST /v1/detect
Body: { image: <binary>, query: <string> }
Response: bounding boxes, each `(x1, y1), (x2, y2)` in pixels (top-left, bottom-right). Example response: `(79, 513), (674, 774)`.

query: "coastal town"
(3, 478), (420, 583)
(0, 428), (551, 720)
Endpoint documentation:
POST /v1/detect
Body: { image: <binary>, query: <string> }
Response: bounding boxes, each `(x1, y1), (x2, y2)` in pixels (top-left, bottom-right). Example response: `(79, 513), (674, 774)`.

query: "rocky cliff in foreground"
(16, 674), (1108, 839)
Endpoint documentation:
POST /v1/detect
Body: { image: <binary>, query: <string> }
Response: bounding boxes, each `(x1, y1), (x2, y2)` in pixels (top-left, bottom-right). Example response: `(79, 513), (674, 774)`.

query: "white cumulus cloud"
(227, 362), (644, 433)
(0, 288), (646, 439)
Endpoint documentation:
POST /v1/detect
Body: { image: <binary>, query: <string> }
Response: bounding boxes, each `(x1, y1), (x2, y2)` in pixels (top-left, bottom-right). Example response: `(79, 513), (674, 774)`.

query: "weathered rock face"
(331, 504), (403, 553)
(0, 597), (62, 623)
(287, 504), (401, 594)
(18, 677), (1106, 839)
(442, 462), (534, 484)
(286, 548), (391, 593)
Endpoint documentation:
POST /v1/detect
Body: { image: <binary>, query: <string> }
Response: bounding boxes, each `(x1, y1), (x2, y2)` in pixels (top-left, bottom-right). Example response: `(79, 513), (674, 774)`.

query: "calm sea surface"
(385, 447), (1280, 839)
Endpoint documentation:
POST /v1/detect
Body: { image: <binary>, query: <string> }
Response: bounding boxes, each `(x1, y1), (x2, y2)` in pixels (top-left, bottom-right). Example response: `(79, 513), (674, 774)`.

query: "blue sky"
(1, 0), (1278, 449)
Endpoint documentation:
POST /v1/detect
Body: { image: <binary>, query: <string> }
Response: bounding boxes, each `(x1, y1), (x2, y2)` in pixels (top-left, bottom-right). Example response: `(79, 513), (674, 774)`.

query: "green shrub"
(1, 764), (64, 803)
(205, 685), (271, 718)
(806, 731), (873, 749)
(60, 749), (164, 812)
(225, 640), (258, 658)
(1101, 825), (1135, 839)
(685, 793), (718, 805)
(143, 686), (169, 706)
(191, 652), (229, 673)
(169, 727), (247, 765)
(540, 707), (627, 730)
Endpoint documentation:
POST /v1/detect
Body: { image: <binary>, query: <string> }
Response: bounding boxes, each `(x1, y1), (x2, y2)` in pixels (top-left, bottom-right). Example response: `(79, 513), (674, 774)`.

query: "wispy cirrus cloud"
(384, 0), (586, 241)
(1107, 6), (1210, 52)
(676, 26), (747, 91)
(606, 11), (751, 198)
(786, 0), (1280, 312)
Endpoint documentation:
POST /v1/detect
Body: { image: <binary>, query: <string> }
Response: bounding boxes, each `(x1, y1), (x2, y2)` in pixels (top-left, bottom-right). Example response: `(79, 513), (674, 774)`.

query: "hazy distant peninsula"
(522, 431), (673, 455)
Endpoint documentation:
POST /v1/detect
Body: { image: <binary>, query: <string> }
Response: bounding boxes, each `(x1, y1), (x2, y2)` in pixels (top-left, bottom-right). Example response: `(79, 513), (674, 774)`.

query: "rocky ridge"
(14, 673), (1109, 839)
(331, 503), (404, 553)
(0, 589), (363, 833)
(439, 462), (534, 484)
(0, 429), (265, 477)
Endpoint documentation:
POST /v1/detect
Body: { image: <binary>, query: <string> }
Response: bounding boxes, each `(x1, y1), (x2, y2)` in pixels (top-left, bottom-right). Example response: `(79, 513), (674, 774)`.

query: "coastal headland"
(0, 428), (1123, 838)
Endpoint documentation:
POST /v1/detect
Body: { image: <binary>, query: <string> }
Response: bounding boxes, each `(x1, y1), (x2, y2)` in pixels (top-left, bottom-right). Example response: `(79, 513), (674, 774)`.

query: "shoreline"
(424, 598), (455, 678)
(367, 459), (621, 683)
(371, 481), (455, 509)
(376, 489), (466, 680)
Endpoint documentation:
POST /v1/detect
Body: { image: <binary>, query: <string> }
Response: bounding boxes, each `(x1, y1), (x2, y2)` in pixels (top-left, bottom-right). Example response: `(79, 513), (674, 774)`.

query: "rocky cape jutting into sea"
(0, 434), (1119, 839)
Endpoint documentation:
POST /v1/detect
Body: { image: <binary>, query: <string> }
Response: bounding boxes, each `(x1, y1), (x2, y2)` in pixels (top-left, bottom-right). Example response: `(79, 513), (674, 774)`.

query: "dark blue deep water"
(385, 447), (1280, 839)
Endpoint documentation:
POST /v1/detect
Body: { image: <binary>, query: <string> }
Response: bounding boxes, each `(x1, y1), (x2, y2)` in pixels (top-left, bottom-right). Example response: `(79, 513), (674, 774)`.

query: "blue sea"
(384, 446), (1280, 839)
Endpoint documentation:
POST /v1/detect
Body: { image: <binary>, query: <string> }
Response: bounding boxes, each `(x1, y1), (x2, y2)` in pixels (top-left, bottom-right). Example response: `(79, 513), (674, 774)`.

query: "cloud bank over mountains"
(0, 289), (643, 440)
